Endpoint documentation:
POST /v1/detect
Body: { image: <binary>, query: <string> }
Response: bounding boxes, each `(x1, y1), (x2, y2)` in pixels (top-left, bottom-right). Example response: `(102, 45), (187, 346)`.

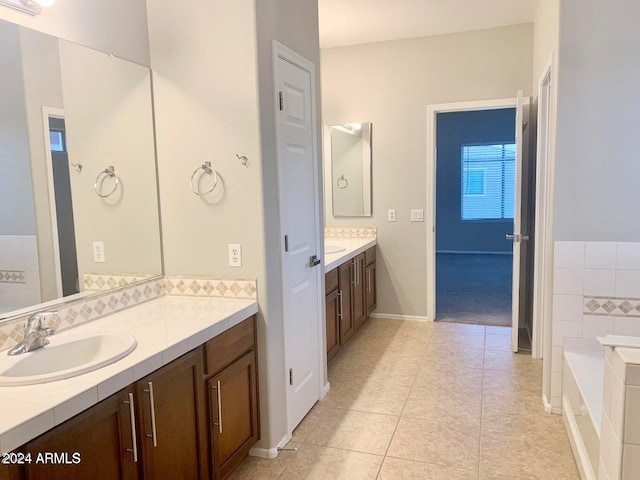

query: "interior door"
(275, 50), (322, 432)
(510, 90), (530, 352)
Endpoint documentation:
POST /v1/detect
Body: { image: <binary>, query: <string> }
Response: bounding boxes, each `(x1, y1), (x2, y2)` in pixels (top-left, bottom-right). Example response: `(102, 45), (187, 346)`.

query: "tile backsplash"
(83, 272), (155, 291)
(0, 235), (41, 315)
(0, 275), (257, 353)
(551, 241), (640, 409)
(325, 227), (377, 238)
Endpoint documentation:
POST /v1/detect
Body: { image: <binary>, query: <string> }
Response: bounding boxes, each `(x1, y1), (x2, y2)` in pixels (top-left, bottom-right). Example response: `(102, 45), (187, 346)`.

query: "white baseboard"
(321, 381), (331, 400)
(369, 312), (433, 322)
(249, 432), (292, 459)
(543, 394), (553, 413)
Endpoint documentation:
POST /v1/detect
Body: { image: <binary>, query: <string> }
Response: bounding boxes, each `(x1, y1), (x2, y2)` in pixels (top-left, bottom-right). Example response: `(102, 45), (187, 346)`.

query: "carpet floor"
(436, 253), (512, 326)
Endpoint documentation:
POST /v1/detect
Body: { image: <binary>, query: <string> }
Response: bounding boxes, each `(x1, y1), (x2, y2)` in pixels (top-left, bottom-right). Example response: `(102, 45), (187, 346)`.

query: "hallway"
(230, 319), (578, 479)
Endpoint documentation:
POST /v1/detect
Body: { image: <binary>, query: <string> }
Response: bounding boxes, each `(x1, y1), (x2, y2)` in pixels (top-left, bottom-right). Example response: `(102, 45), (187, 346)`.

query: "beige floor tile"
(278, 444), (383, 480)
(485, 334), (513, 351)
(387, 416), (480, 471)
(326, 376), (412, 415)
(329, 345), (366, 373)
(414, 363), (484, 389)
(485, 326), (512, 336)
(403, 383), (482, 423)
(423, 346), (485, 369)
(227, 448), (296, 480)
(290, 402), (327, 444)
(430, 331), (486, 349)
(305, 409), (398, 455)
(379, 457), (478, 480)
(483, 349), (541, 372)
(368, 335), (429, 357)
(435, 322), (486, 334)
(479, 473), (528, 480)
(349, 361), (418, 386)
(480, 425), (579, 480)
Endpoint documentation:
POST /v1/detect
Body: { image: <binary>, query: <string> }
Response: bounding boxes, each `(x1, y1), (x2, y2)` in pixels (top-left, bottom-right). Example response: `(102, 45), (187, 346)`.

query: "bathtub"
(562, 338), (604, 480)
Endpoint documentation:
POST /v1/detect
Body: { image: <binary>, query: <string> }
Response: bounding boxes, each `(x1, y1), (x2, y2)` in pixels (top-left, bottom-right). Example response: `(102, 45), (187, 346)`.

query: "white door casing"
(273, 42), (324, 433)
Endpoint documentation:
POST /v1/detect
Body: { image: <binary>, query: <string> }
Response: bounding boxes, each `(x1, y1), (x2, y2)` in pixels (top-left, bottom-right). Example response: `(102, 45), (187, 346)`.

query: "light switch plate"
(411, 209), (424, 222)
(388, 209), (396, 222)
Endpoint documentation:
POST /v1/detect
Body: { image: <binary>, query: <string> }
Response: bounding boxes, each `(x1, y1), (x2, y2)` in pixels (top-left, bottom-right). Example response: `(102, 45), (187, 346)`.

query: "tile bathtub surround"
(0, 271), (26, 284)
(551, 241), (640, 404)
(0, 235), (42, 314)
(83, 272), (155, 291)
(164, 276), (257, 300)
(325, 227), (377, 239)
(229, 320), (580, 480)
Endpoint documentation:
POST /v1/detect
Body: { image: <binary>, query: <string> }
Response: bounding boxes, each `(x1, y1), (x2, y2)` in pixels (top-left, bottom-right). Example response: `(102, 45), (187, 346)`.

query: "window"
(49, 130), (65, 152)
(461, 143), (515, 220)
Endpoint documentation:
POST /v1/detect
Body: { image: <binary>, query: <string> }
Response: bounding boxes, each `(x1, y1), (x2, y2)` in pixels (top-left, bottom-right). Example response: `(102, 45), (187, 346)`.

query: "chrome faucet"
(7, 311), (57, 356)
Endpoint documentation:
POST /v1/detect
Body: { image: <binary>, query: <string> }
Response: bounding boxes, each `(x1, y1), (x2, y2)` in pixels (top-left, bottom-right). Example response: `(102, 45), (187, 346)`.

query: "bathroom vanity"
(0, 296), (259, 480)
(324, 238), (377, 361)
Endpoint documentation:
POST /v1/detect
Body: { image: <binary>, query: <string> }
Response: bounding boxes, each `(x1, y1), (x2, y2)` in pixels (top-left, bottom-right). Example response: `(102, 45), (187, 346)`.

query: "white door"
(510, 90), (530, 352)
(274, 46), (323, 432)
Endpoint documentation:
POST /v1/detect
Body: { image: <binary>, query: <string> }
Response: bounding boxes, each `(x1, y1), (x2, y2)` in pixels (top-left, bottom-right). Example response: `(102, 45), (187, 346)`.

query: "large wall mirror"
(330, 122), (372, 217)
(0, 18), (162, 321)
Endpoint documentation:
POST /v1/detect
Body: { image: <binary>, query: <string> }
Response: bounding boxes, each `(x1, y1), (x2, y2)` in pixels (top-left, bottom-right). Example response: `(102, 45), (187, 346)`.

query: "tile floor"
(230, 319), (579, 480)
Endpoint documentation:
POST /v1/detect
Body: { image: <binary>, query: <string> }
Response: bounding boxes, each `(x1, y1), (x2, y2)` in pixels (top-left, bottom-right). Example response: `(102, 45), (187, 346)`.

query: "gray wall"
(322, 24), (533, 318)
(554, 0), (640, 241)
(0, 23), (36, 236)
(436, 109), (515, 253)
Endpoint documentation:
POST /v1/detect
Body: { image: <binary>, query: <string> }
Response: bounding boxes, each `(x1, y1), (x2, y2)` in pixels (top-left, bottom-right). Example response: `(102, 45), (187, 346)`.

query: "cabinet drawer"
(365, 246), (376, 266)
(325, 268), (339, 294)
(206, 317), (255, 376)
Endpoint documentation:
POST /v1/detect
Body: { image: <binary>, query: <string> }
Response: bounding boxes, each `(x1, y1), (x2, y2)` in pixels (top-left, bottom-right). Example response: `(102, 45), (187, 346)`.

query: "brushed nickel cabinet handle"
(367, 269), (371, 293)
(144, 382), (158, 447)
(338, 291), (343, 319)
(212, 380), (223, 434)
(124, 393), (138, 462)
(351, 260), (356, 286)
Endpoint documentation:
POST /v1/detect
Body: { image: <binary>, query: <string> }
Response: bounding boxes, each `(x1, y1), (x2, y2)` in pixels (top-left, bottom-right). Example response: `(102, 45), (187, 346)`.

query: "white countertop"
(616, 347), (640, 365)
(324, 237), (377, 273)
(0, 295), (258, 454)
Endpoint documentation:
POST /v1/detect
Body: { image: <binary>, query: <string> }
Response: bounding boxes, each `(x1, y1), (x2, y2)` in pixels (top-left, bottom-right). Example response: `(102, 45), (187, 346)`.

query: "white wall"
(322, 24), (533, 318)
(532, 0), (559, 91)
(554, 0), (640, 242)
(0, 0), (149, 65)
(59, 40), (162, 279)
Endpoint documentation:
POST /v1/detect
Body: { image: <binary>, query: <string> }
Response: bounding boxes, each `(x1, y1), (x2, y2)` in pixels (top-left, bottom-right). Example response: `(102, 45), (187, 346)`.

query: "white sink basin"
(0, 331), (136, 386)
(325, 244), (346, 254)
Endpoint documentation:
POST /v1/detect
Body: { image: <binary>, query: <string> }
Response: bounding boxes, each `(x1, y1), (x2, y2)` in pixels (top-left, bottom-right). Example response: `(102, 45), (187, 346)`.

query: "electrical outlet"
(228, 244), (242, 267)
(93, 241), (105, 263)
(411, 209), (424, 222)
(388, 209), (396, 222)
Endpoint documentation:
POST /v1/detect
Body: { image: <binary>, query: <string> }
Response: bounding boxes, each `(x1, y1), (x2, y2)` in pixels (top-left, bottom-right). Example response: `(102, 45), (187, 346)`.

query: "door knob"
(309, 255), (321, 268)
(506, 234), (530, 242)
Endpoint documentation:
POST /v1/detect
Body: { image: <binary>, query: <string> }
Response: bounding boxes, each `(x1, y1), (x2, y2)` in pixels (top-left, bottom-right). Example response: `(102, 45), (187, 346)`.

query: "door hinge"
(284, 235), (289, 252)
(289, 368), (293, 386)
(278, 91), (284, 111)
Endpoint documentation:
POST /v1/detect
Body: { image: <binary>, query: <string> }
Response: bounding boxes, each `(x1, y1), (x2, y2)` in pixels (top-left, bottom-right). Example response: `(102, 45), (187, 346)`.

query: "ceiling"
(318, 0), (539, 49)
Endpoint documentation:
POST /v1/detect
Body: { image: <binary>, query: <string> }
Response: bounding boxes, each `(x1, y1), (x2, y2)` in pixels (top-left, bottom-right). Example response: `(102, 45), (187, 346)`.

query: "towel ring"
(336, 175), (348, 189)
(94, 166), (120, 198)
(190, 161), (219, 196)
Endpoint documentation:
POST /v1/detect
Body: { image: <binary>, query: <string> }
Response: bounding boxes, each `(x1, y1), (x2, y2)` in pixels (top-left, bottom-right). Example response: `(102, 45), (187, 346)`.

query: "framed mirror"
(0, 19), (162, 321)
(330, 122), (372, 217)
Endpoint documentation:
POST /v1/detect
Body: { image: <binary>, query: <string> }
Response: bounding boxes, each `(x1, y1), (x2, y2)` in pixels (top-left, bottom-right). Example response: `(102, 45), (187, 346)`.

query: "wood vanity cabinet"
(337, 261), (355, 344)
(352, 253), (367, 330)
(204, 317), (259, 480)
(0, 464), (21, 480)
(325, 268), (341, 361)
(364, 247), (377, 316)
(19, 349), (207, 480)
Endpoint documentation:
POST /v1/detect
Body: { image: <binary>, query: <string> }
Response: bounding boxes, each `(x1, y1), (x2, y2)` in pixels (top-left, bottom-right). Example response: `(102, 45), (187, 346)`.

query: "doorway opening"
(435, 109), (516, 327)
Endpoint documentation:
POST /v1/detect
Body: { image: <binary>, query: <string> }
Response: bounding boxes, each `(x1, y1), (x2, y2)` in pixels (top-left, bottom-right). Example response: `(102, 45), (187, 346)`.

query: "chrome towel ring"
(190, 161), (219, 196)
(94, 166), (120, 198)
(336, 175), (349, 189)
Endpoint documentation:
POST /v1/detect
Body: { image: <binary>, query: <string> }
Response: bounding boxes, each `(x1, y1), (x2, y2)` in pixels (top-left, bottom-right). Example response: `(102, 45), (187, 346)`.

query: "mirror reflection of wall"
(0, 19), (162, 320)
(330, 122), (372, 217)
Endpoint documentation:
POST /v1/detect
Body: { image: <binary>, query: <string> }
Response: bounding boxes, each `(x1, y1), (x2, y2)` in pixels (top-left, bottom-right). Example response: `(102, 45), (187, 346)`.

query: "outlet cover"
(228, 244), (242, 267)
(93, 241), (105, 263)
(388, 209), (396, 222)
(411, 209), (424, 222)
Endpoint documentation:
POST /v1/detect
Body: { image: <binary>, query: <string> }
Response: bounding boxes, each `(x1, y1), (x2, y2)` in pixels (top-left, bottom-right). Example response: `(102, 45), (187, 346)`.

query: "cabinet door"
(337, 261), (354, 344)
(0, 464), (21, 480)
(352, 254), (366, 329)
(326, 288), (340, 360)
(365, 263), (377, 315)
(136, 349), (207, 480)
(22, 387), (139, 480)
(208, 351), (259, 480)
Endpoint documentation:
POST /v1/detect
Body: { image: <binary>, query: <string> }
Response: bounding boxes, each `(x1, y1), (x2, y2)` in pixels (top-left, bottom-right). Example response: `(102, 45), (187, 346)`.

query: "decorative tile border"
(584, 296), (640, 317)
(83, 272), (154, 291)
(164, 276), (257, 300)
(0, 270), (26, 284)
(325, 227), (377, 239)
